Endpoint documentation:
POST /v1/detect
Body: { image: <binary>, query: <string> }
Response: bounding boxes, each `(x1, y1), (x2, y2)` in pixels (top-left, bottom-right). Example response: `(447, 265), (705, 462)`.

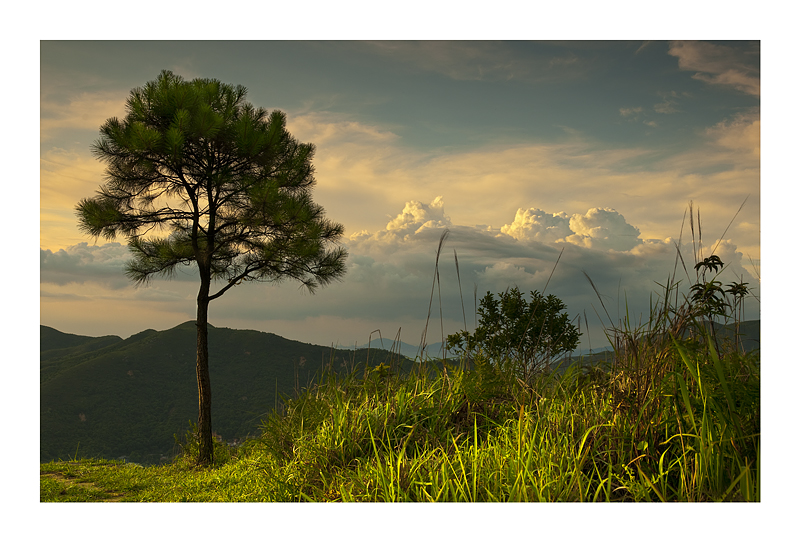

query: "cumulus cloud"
(566, 208), (642, 251)
(270, 111), (758, 254)
(501, 208), (571, 243)
(386, 196), (451, 233)
(341, 197), (757, 349)
(501, 206), (641, 251)
(350, 196), (453, 247)
(668, 41), (760, 96)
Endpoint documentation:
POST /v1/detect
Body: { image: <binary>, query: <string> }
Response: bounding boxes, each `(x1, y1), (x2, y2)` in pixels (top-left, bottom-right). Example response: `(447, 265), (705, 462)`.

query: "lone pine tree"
(76, 70), (348, 465)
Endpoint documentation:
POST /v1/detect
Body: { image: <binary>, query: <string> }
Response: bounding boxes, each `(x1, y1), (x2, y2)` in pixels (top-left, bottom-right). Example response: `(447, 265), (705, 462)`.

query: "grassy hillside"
(40, 322), (411, 464)
(41, 313), (760, 502)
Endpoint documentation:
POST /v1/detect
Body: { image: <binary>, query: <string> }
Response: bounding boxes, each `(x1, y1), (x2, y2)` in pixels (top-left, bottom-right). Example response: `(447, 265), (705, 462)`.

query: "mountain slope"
(40, 322), (409, 464)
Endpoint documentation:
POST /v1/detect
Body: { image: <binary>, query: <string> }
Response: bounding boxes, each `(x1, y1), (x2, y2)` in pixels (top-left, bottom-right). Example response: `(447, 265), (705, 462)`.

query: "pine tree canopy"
(76, 70), (348, 298)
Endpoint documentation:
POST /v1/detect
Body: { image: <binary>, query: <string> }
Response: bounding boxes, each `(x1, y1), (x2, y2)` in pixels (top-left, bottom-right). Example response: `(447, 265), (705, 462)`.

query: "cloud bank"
(668, 41), (760, 96)
(41, 195), (759, 349)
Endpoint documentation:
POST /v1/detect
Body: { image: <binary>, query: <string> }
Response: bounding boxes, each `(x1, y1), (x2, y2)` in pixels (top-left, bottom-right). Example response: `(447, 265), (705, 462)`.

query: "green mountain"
(41, 322), (409, 465)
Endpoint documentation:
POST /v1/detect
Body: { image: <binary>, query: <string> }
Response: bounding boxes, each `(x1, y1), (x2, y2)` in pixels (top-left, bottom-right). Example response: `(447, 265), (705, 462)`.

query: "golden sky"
(40, 40), (763, 349)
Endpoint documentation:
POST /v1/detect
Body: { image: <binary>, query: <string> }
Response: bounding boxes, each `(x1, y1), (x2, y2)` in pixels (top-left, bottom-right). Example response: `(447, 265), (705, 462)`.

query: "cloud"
(566, 208), (642, 251)
(40, 147), (109, 249)
(653, 91), (685, 114)
(500, 208), (571, 243)
(705, 111), (760, 161)
(619, 107), (643, 118)
(339, 197), (758, 346)
(273, 112), (759, 259)
(384, 196), (451, 235)
(500, 206), (642, 251)
(475, 261), (535, 286)
(289, 111), (400, 148)
(40, 196), (760, 351)
(41, 242), (130, 288)
(40, 242), (198, 290)
(668, 41), (760, 96)
(634, 41), (652, 55)
(40, 90), (128, 142)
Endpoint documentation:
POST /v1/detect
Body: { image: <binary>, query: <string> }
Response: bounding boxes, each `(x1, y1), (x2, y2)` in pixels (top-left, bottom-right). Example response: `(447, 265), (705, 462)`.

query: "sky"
(39, 39), (763, 353)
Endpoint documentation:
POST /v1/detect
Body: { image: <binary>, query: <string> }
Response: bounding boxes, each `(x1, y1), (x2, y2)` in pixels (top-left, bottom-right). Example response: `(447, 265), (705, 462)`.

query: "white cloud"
(501, 208), (571, 243)
(566, 208), (642, 252)
(268, 112), (759, 256)
(386, 196), (451, 234)
(40, 147), (110, 249)
(288, 112), (400, 147)
(500, 207), (641, 252)
(668, 41), (760, 96)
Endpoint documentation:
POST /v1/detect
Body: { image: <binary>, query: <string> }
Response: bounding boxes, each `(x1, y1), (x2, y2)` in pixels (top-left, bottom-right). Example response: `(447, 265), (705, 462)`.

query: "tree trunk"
(196, 278), (214, 466)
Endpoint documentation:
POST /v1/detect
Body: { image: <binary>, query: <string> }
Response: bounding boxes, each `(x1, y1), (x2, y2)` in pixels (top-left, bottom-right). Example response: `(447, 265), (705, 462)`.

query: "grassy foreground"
(41, 319), (759, 502)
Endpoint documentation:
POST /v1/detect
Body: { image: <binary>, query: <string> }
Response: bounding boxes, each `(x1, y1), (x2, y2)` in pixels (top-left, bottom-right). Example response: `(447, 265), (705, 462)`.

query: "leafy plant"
(447, 287), (581, 380)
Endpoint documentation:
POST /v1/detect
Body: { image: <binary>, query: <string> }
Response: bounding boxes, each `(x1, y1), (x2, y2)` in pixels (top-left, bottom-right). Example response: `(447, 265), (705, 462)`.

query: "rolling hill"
(40, 322), (410, 465)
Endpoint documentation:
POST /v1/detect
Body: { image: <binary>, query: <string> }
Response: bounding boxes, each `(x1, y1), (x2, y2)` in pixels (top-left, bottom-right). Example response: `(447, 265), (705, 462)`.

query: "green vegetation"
(41, 311), (759, 501)
(446, 286), (581, 379)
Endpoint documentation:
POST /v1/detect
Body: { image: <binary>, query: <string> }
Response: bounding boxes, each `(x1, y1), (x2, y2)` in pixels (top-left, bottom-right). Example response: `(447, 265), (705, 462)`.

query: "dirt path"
(41, 472), (126, 502)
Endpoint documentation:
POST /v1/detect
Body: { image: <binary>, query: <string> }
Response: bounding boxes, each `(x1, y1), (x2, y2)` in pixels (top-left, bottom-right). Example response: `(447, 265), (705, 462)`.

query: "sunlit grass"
(41, 326), (759, 502)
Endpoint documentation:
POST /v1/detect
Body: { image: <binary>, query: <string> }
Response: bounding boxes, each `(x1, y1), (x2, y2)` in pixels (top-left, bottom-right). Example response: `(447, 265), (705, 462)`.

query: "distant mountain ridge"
(40, 321), (411, 465)
(40, 326), (124, 365)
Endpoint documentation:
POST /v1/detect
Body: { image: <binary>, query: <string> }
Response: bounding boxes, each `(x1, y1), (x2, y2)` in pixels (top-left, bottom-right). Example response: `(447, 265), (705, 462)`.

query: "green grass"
(40, 324), (759, 502)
